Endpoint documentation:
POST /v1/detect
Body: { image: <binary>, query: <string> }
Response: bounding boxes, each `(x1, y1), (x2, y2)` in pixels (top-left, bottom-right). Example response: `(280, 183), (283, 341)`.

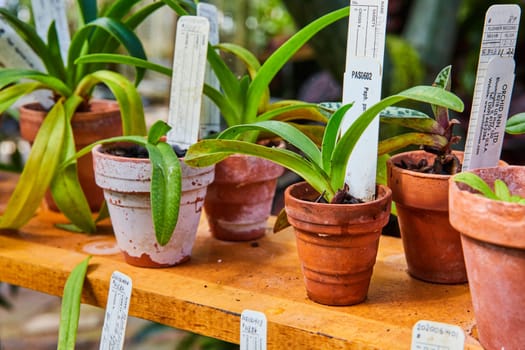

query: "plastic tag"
(197, 3), (221, 138)
(463, 4), (520, 170)
(341, 0), (388, 201)
(31, 0), (70, 61)
(99, 271), (132, 350)
(411, 320), (465, 350)
(240, 310), (267, 350)
(167, 16), (210, 150)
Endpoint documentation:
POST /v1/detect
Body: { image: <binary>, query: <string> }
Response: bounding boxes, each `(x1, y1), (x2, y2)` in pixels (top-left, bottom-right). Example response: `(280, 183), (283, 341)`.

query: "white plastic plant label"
(167, 16), (210, 150)
(411, 320), (465, 350)
(341, 0), (388, 202)
(99, 271), (132, 350)
(240, 309), (267, 350)
(463, 4), (520, 170)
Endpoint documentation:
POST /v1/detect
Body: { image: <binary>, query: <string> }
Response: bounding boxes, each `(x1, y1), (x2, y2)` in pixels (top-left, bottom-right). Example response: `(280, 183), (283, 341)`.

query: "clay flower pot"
(19, 100), (122, 212)
(204, 153), (284, 241)
(284, 182), (392, 306)
(449, 166), (525, 350)
(387, 150), (468, 284)
(92, 144), (214, 268)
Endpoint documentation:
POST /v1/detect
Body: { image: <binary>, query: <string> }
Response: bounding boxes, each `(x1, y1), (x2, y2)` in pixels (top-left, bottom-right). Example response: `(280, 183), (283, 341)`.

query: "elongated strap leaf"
(125, 2), (166, 30)
(185, 139), (333, 199)
(50, 97), (96, 233)
(161, 0), (194, 16)
(147, 142), (182, 246)
(245, 7), (349, 121)
(148, 120), (172, 144)
(431, 65), (452, 129)
(46, 22), (67, 79)
(330, 85), (464, 191)
(76, 70), (147, 136)
(257, 102), (327, 123)
(380, 112), (444, 135)
(203, 84), (237, 128)
(378, 132), (448, 156)
(57, 256), (91, 350)
(68, 17), (147, 85)
(506, 113), (525, 134)
(0, 8), (59, 76)
(0, 82), (46, 114)
(217, 43), (261, 79)
(100, 0), (142, 18)
(0, 101), (67, 229)
(218, 120), (322, 166)
(321, 103), (352, 174)
(77, 0), (98, 24)
(75, 53), (172, 76)
(0, 68), (71, 96)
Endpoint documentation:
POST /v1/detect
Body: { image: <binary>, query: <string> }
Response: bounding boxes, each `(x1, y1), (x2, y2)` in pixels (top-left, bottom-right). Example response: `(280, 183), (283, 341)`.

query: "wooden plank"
(0, 210), (482, 349)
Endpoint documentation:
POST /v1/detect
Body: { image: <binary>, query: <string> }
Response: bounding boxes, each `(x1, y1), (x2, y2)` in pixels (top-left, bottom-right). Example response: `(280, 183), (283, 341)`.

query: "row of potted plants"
(1, 2), (523, 349)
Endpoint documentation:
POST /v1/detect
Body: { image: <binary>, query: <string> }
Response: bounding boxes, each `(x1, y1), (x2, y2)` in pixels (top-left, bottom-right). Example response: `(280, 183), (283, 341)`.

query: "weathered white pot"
(92, 144), (215, 267)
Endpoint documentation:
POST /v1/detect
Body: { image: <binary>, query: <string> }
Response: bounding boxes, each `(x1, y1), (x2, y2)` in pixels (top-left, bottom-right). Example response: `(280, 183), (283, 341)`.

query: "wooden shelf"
(0, 209), (482, 349)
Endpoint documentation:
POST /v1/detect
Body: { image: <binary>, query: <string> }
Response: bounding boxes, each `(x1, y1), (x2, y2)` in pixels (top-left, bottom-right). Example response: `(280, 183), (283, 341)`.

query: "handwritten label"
(341, 0), (388, 202)
(411, 320), (465, 350)
(167, 16), (210, 149)
(99, 271), (132, 350)
(240, 310), (267, 350)
(197, 3), (221, 138)
(463, 4), (520, 170)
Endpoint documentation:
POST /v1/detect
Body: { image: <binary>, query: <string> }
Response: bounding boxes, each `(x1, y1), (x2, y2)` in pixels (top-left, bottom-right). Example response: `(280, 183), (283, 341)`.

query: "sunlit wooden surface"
(0, 207), (482, 349)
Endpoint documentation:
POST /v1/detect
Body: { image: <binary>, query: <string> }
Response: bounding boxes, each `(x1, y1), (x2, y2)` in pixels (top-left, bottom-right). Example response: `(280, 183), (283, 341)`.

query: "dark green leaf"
(321, 103), (352, 173)
(57, 256), (91, 350)
(506, 113), (525, 135)
(77, 0), (98, 24)
(148, 120), (172, 144)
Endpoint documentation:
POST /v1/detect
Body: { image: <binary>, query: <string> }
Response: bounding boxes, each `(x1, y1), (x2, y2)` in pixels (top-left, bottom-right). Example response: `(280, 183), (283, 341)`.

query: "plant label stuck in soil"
(31, 0), (71, 61)
(463, 4), (521, 171)
(341, 0), (388, 202)
(240, 309), (267, 350)
(197, 3), (221, 139)
(411, 320), (465, 350)
(167, 16), (210, 150)
(100, 271), (133, 350)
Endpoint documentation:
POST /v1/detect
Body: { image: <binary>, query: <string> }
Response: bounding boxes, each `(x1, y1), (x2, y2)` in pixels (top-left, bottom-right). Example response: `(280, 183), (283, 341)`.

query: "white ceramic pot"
(92, 144), (214, 267)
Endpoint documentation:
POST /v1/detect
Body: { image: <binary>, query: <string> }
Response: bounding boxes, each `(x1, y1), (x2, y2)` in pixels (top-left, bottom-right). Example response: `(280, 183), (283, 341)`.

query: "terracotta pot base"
(123, 251), (191, 268)
(285, 182), (391, 306)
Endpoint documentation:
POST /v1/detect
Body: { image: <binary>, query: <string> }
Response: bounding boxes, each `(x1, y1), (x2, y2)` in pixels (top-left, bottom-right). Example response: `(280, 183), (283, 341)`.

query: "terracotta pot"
(19, 100), (122, 212)
(92, 144), (215, 268)
(284, 182), (392, 306)
(449, 166), (525, 350)
(387, 150), (468, 284)
(204, 154), (284, 241)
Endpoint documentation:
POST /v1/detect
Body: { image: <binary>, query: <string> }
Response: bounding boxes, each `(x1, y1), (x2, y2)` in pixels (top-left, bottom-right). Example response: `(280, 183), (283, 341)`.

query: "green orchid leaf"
(57, 256), (91, 350)
(125, 2), (166, 29)
(380, 113), (445, 135)
(273, 208), (290, 233)
(148, 120), (172, 144)
(245, 6), (349, 122)
(506, 113), (525, 135)
(207, 47), (242, 119)
(218, 120), (322, 166)
(0, 8), (58, 76)
(203, 84), (237, 128)
(46, 22), (66, 79)
(68, 17), (147, 85)
(160, 0), (193, 16)
(50, 96), (96, 233)
(493, 179), (512, 202)
(0, 82), (48, 114)
(287, 122), (325, 147)
(330, 85), (464, 191)
(0, 100), (67, 229)
(453, 172), (497, 200)
(431, 65), (452, 129)
(76, 70), (147, 136)
(378, 133), (449, 156)
(147, 142), (182, 246)
(257, 102), (327, 123)
(379, 106), (429, 118)
(0, 69), (71, 96)
(185, 139), (333, 199)
(77, 0), (98, 24)
(321, 103), (352, 173)
(100, 0), (142, 18)
(216, 43), (261, 79)
(75, 53), (173, 76)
